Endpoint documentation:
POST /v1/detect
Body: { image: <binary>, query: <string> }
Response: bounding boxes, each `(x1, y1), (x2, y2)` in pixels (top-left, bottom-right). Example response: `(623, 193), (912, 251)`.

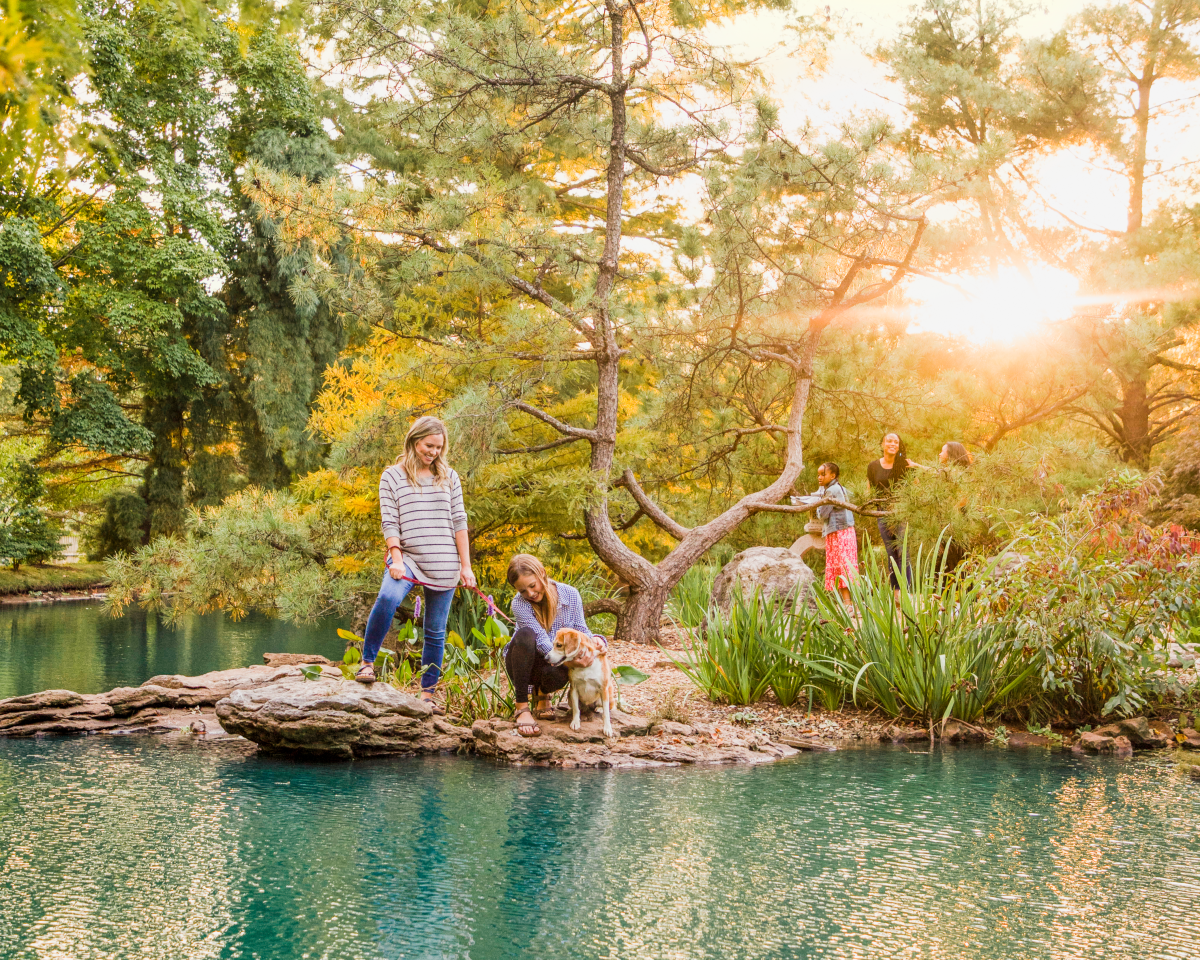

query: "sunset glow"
(905, 266), (1081, 343)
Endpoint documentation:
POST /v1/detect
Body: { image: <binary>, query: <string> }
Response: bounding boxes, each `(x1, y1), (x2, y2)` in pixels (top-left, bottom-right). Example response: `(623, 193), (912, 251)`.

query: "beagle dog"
(546, 628), (615, 738)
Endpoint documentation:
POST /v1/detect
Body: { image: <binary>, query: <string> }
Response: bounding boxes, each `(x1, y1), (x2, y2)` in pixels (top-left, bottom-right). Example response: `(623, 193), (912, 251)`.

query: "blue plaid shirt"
(509, 581), (591, 657)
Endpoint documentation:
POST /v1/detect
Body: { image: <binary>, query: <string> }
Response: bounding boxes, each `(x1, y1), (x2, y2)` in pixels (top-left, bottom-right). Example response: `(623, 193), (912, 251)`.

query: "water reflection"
(0, 602), (344, 698)
(1, 741), (1197, 959)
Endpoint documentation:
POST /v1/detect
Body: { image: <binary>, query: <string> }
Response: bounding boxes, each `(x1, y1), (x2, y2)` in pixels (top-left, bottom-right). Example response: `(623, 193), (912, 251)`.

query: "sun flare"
(905, 266), (1080, 344)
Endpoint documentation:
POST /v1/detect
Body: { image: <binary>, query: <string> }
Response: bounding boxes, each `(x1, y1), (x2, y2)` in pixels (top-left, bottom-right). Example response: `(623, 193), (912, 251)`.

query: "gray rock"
(263, 652), (334, 667)
(650, 720), (695, 737)
(1005, 730), (1051, 748)
(711, 547), (816, 616)
(939, 719), (988, 743)
(0, 668), (802, 769)
(1179, 727), (1200, 751)
(1072, 731), (1134, 756)
(215, 678), (468, 759)
(1091, 716), (1169, 749)
(0, 665), (302, 737)
(0, 689), (87, 715)
(882, 724), (929, 743)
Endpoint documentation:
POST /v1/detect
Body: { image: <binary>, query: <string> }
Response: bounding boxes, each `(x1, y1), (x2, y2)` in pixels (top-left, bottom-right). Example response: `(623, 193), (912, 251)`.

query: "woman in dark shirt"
(867, 432), (916, 590)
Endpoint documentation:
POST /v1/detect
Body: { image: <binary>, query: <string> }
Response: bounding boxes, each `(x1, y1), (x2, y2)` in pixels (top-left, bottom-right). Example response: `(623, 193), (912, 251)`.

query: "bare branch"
(616, 469), (690, 540)
(509, 400), (598, 440)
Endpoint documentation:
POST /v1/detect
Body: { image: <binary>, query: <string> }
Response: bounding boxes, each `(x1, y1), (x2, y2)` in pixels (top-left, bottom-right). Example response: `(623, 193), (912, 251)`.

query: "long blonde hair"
(395, 416), (451, 490)
(506, 554), (558, 631)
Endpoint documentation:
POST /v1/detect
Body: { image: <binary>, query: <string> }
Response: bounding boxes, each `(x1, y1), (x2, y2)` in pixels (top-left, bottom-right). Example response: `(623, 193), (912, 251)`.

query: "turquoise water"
(1, 737), (1198, 960)
(0, 601), (344, 699)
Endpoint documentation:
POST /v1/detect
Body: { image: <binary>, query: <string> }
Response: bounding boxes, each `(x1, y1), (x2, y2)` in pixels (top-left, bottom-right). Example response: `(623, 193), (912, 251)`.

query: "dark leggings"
(504, 627), (569, 705)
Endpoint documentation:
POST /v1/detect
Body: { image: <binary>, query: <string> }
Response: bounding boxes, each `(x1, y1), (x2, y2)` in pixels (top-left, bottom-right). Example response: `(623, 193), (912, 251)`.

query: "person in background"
(939, 441), (973, 467)
(938, 440), (973, 572)
(867, 431), (917, 590)
(815, 462), (858, 606)
(355, 416), (475, 716)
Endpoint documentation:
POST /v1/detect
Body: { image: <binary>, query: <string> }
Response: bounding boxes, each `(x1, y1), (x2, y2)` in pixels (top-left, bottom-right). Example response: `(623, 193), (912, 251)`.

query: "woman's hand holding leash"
(386, 544), (405, 580)
(459, 565), (477, 589)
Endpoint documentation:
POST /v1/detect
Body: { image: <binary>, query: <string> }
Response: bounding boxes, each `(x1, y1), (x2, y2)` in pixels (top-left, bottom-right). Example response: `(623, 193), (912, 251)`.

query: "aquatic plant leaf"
(612, 665), (649, 685)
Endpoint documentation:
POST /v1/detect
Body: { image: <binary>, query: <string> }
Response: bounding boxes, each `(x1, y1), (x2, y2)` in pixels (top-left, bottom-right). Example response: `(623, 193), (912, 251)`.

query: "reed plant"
(815, 536), (1034, 724)
(667, 563), (718, 629)
(674, 586), (841, 707)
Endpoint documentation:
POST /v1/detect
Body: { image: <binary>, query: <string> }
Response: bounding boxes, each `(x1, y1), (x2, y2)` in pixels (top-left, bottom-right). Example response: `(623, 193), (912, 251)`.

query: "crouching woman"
(503, 554), (606, 737)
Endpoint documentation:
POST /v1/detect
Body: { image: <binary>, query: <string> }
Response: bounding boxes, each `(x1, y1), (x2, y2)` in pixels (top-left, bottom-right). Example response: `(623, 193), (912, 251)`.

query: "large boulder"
(215, 677), (472, 759)
(711, 547), (816, 616)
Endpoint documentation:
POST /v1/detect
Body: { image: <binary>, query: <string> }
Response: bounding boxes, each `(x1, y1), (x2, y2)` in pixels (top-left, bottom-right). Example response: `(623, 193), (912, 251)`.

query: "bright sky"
(710, 1), (1197, 343)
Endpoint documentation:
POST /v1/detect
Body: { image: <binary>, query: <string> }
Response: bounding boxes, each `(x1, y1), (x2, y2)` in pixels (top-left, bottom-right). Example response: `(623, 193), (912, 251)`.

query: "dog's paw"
(569, 719), (582, 732)
(602, 725), (614, 738)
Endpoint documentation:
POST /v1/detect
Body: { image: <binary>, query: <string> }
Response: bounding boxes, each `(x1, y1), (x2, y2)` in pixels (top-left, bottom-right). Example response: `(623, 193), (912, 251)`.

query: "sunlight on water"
(1, 740), (1197, 960)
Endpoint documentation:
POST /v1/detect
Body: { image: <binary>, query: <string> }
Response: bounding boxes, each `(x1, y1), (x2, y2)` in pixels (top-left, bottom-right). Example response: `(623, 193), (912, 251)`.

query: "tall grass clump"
(816, 537), (1032, 724)
(667, 563), (717, 629)
(674, 587), (839, 707)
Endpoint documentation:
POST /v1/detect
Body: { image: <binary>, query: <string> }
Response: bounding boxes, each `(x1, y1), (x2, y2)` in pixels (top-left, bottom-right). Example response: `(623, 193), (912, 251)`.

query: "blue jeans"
(361, 565), (455, 690)
(877, 519), (912, 590)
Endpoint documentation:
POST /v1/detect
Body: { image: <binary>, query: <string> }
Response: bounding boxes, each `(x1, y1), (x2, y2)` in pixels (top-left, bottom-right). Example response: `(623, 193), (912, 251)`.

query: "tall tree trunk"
(1118, 376), (1152, 469)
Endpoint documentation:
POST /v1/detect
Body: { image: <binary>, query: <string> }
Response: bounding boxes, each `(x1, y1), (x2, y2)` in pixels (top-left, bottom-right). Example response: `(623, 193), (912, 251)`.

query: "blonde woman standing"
(356, 416), (475, 712)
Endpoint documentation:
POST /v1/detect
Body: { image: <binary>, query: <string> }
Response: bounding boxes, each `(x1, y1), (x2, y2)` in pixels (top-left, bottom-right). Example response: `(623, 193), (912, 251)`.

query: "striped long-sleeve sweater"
(379, 465), (468, 589)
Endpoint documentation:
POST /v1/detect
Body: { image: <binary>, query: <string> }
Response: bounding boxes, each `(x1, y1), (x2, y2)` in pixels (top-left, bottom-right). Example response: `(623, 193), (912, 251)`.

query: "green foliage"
(0, 559), (107, 594)
(667, 564), (717, 628)
(611, 665), (649, 686)
(2, 0), (347, 545)
(979, 472), (1200, 720)
(810, 542), (1033, 724)
(893, 436), (1116, 557)
(88, 488), (147, 560)
(0, 461), (63, 569)
(673, 587), (828, 707)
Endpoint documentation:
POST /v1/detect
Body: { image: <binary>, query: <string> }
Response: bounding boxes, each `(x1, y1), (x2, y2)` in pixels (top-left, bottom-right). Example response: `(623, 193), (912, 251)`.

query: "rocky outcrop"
(471, 711), (799, 768)
(879, 724), (929, 743)
(0, 666), (805, 768)
(215, 677), (473, 759)
(711, 547), (816, 616)
(1091, 716), (1170, 749)
(0, 665), (303, 738)
(939, 719), (989, 743)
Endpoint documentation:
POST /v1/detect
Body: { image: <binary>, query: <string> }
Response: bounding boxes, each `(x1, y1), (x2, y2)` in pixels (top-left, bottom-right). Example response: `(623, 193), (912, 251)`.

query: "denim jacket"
(816, 481), (855, 536)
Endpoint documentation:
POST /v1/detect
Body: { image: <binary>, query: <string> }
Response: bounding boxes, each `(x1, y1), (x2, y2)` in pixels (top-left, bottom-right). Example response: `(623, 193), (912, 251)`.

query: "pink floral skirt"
(824, 527), (860, 592)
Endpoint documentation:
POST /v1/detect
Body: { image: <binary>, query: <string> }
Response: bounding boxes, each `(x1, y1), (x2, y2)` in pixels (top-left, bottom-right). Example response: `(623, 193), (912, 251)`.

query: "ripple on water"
(1, 740), (1199, 960)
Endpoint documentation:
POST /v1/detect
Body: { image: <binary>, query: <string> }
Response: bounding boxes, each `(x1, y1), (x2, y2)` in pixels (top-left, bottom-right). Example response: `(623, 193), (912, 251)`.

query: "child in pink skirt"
(816, 462), (859, 605)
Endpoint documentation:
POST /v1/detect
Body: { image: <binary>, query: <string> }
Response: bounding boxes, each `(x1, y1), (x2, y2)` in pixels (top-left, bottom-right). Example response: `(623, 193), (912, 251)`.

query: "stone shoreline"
(4, 654), (1194, 767)
(0, 662), (807, 768)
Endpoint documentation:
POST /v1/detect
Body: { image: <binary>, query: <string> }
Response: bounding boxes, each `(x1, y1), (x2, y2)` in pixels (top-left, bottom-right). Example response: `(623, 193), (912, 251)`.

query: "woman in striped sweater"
(356, 417), (475, 712)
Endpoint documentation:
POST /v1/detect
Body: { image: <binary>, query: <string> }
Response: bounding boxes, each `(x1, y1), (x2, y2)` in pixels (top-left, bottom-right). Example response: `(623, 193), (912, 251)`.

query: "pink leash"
(387, 559), (515, 625)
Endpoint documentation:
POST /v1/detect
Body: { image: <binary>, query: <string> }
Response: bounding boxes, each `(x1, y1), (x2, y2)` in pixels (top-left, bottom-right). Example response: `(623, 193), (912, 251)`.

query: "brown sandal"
(420, 692), (446, 716)
(355, 662), (375, 684)
(515, 709), (541, 737)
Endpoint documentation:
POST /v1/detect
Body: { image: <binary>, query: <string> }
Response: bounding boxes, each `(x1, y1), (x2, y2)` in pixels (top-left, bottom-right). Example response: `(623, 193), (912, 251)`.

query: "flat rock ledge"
(0, 668), (803, 768)
(0, 665), (303, 739)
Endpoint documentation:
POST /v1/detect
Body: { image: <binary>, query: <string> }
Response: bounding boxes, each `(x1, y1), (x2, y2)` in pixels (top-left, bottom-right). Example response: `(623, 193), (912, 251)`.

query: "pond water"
(1, 738), (1198, 960)
(3, 603), (1200, 959)
(0, 601), (344, 699)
